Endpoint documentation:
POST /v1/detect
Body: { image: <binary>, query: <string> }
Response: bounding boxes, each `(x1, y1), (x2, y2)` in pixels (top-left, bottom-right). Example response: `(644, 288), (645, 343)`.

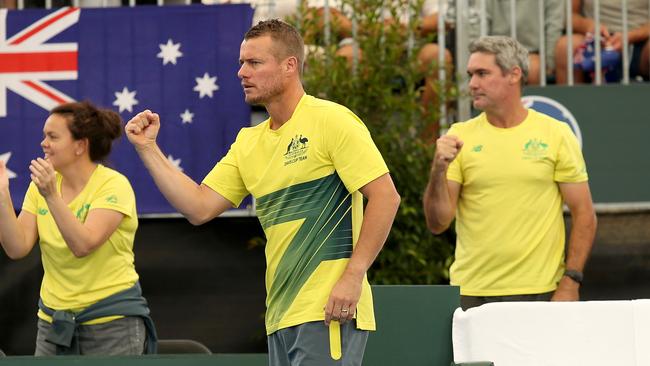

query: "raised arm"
(125, 110), (233, 225)
(0, 161), (38, 259)
(423, 134), (463, 234)
(324, 173), (400, 325)
(552, 181), (597, 301)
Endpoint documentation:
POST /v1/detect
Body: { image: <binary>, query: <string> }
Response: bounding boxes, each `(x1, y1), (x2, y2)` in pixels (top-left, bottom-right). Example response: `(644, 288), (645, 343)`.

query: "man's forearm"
(345, 182), (400, 278)
(565, 209), (597, 271)
(135, 143), (209, 222)
(423, 169), (454, 234)
(552, 209), (596, 300)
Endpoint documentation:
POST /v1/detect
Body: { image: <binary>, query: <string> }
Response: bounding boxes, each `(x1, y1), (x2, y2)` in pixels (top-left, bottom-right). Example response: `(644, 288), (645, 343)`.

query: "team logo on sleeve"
(106, 194), (118, 204)
(284, 134), (309, 166)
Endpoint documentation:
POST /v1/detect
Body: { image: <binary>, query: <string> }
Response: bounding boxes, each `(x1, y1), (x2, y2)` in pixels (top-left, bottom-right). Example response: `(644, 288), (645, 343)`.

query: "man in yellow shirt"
(423, 36), (597, 310)
(125, 20), (400, 366)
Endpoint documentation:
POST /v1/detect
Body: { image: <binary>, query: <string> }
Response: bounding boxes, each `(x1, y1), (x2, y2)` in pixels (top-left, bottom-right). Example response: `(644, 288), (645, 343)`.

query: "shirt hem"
(89, 204), (134, 218)
(346, 168), (389, 193)
(458, 285), (558, 297)
(554, 177), (589, 183)
(201, 181), (242, 208)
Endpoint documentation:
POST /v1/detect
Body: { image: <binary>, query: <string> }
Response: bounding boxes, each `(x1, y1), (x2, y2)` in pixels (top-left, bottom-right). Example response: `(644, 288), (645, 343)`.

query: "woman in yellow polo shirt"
(0, 101), (156, 356)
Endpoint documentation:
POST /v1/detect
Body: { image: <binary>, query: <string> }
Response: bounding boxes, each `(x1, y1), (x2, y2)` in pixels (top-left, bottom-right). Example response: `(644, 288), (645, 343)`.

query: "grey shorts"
(35, 316), (146, 356)
(268, 320), (369, 366)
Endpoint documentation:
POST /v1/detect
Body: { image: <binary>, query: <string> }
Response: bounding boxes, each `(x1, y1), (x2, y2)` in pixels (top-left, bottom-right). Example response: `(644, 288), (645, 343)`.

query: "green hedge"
(293, 0), (455, 284)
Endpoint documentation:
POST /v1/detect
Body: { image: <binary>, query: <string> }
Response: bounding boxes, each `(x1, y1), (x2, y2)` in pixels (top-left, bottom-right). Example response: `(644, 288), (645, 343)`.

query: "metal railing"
(441, 0), (649, 120)
(8, 0), (649, 123)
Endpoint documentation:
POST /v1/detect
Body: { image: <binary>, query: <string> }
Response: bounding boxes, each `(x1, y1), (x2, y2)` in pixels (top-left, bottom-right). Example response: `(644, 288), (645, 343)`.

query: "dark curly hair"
(50, 101), (123, 162)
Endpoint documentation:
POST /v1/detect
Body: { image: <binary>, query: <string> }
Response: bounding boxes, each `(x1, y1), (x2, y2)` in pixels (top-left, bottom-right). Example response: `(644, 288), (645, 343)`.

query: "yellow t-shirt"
(446, 109), (588, 296)
(22, 165), (139, 324)
(203, 94), (388, 334)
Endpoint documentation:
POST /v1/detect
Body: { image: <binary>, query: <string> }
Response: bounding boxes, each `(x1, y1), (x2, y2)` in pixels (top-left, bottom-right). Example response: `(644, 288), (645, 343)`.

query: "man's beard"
(245, 80), (284, 106)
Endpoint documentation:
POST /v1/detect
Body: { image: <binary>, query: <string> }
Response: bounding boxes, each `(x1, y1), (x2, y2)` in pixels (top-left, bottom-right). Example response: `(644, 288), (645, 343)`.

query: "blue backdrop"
(0, 5), (254, 214)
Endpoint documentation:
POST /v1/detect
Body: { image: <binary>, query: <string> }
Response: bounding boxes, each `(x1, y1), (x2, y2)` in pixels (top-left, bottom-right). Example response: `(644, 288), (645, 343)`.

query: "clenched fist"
(125, 110), (161, 150)
(431, 134), (463, 173)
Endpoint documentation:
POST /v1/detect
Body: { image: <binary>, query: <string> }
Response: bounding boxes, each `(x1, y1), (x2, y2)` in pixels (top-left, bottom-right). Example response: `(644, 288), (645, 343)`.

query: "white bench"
(452, 300), (650, 366)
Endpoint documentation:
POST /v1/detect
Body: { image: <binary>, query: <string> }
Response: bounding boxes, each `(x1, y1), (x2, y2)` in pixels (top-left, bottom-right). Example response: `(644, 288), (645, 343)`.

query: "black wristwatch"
(564, 269), (584, 284)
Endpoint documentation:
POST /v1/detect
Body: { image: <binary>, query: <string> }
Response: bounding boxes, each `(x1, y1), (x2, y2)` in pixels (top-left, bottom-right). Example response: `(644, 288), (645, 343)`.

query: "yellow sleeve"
(554, 124), (589, 183)
(202, 132), (249, 207)
(445, 125), (464, 184)
(324, 106), (389, 193)
(21, 182), (39, 215)
(90, 174), (136, 218)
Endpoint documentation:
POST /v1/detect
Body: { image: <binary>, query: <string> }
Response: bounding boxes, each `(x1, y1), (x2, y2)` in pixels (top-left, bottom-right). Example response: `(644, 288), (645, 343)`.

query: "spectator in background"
(419, 0), (564, 92)
(333, 0), (451, 136)
(423, 36), (597, 310)
(202, 0), (352, 44)
(417, 5), (454, 111)
(472, 0), (565, 85)
(335, 0), (443, 62)
(126, 19), (399, 365)
(555, 0), (650, 83)
(416, 0), (563, 138)
(0, 101), (156, 356)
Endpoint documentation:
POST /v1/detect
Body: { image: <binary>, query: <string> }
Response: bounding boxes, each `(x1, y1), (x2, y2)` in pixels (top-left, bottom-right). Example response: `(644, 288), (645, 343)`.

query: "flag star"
(0, 152), (17, 179)
(180, 109), (194, 124)
(193, 72), (219, 98)
(113, 87), (139, 113)
(167, 155), (184, 172)
(157, 39), (183, 65)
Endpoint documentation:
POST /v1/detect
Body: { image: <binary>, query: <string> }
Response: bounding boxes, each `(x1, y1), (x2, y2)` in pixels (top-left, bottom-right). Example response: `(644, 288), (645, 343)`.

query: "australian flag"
(0, 5), (254, 215)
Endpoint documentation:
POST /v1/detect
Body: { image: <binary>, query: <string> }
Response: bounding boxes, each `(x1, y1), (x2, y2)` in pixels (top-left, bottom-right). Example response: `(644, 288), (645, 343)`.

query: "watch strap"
(564, 269), (584, 284)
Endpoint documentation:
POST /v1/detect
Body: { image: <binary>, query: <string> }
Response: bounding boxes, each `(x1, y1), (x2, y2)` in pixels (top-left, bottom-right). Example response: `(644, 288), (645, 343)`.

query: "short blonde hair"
(245, 19), (305, 74)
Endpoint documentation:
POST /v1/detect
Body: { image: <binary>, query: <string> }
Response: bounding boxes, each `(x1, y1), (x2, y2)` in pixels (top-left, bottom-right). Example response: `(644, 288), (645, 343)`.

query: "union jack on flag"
(0, 5), (254, 214)
(0, 7), (78, 117)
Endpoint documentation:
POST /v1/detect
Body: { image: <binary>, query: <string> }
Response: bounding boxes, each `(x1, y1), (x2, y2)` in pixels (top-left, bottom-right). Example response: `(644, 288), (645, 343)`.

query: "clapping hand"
(29, 158), (58, 199)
